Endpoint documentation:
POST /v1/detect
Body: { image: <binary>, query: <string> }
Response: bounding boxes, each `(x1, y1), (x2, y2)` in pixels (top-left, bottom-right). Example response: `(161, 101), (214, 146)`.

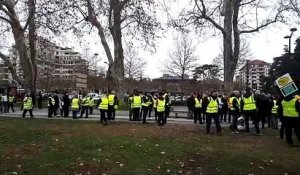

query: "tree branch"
(195, 0), (226, 34)
(0, 51), (25, 87)
(240, 9), (283, 34)
(0, 15), (11, 23)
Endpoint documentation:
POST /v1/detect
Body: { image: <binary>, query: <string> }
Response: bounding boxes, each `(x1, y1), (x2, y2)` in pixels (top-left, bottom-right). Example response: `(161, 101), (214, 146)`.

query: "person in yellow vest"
(278, 94), (300, 145)
(156, 93), (165, 126)
(71, 94), (80, 119)
(131, 90), (142, 121)
(80, 94), (90, 118)
(153, 95), (158, 121)
(147, 92), (154, 119)
(22, 92), (34, 118)
(128, 94), (133, 121)
(229, 91), (240, 133)
(98, 93), (108, 125)
(240, 87), (260, 134)
(271, 95), (279, 130)
(8, 93), (15, 113)
(194, 93), (203, 124)
(48, 93), (55, 118)
(141, 92), (150, 124)
(203, 90), (221, 134)
(89, 95), (94, 115)
(108, 90), (118, 120)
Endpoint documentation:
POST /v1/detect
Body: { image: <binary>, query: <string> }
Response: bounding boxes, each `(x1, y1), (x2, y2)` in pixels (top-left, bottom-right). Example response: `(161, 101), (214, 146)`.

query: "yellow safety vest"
(108, 95), (115, 105)
(48, 97), (55, 106)
(157, 99), (165, 112)
(23, 97), (33, 110)
(99, 97), (109, 110)
(153, 99), (157, 108)
(206, 98), (218, 113)
(195, 98), (201, 108)
(243, 96), (256, 111)
(81, 97), (90, 106)
(282, 99), (299, 117)
(272, 100), (278, 114)
(132, 96), (141, 108)
(71, 98), (79, 110)
(89, 97), (94, 107)
(229, 97), (238, 111)
(142, 96), (149, 107)
(9, 96), (14, 103)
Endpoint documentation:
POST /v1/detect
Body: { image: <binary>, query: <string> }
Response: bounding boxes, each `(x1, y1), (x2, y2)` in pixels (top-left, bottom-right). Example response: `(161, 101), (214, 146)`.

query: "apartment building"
(239, 60), (271, 90)
(1, 37), (88, 90)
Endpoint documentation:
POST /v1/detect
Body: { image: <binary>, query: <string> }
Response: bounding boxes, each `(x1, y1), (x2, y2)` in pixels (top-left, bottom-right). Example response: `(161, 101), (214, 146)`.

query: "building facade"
(2, 37), (88, 90)
(239, 59), (271, 90)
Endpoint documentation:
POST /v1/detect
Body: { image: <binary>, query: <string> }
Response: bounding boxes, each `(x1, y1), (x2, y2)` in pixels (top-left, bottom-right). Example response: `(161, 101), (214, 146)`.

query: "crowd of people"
(1, 86), (300, 146)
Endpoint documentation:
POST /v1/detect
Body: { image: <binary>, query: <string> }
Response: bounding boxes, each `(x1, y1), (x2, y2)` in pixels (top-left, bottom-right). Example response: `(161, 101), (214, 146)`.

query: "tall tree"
(0, 0), (37, 91)
(44, 0), (160, 93)
(193, 64), (220, 81)
(164, 32), (198, 100)
(124, 44), (146, 80)
(177, 0), (289, 93)
(164, 32), (198, 80)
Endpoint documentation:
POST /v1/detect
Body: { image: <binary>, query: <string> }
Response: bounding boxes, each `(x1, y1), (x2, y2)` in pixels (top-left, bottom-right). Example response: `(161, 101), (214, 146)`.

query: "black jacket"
(63, 95), (70, 108)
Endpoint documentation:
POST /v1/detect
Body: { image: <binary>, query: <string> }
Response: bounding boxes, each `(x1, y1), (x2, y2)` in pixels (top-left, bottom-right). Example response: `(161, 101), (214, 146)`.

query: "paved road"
(0, 107), (233, 127)
(0, 108), (197, 125)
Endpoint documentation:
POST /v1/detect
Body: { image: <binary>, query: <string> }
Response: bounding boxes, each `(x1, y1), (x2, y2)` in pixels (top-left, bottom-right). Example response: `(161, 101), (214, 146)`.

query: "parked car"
(87, 93), (101, 105)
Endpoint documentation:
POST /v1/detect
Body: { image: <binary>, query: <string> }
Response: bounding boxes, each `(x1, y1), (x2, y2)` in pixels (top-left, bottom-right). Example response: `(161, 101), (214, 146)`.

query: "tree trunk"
(28, 0), (37, 93)
(223, 0), (234, 94)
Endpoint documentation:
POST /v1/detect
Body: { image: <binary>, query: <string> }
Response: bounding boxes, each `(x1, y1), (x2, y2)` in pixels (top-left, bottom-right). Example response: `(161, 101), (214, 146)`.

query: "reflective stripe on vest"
(272, 100), (278, 114)
(108, 95), (115, 105)
(206, 98), (218, 113)
(9, 96), (14, 103)
(82, 97), (90, 106)
(71, 98), (79, 110)
(195, 98), (201, 108)
(157, 99), (165, 112)
(89, 97), (94, 107)
(23, 97), (33, 110)
(282, 99), (298, 117)
(243, 96), (256, 111)
(99, 97), (109, 110)
(48, 97), (55, 106)
(132, 96), (141, 108)
(142, 96), (149, 107)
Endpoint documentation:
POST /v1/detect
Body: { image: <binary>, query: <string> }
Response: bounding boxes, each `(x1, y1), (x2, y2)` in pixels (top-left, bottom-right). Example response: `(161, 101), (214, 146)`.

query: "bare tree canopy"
(164, 32), (198, 79)
(39, 0), (161, 91)
(175, 0), (294, 93)
(124, 43), (146, 80)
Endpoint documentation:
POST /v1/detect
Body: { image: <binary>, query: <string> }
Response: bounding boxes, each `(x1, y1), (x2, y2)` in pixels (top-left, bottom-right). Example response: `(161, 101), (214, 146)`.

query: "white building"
(239, 60), (271, 90)
(3, 37), (88, 90)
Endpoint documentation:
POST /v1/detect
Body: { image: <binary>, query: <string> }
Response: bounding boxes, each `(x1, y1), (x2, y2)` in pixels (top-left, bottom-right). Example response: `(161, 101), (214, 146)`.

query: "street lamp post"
(284, 28), (297, 54)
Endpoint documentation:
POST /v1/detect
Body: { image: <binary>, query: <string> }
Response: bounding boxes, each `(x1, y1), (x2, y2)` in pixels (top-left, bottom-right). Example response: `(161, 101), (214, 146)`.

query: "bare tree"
(41, 0), (160, 94)
(164, 32), (198, 100)
(212, 38), (251, 78)
(124, 43), (146, 80)
(0, 0), (38, 90)
(164, 33), (198, 79)
(177, 0), (291, 93)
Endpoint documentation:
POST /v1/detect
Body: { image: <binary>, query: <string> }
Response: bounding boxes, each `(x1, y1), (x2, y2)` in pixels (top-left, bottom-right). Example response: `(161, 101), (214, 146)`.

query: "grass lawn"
(0, 118), (299, 175)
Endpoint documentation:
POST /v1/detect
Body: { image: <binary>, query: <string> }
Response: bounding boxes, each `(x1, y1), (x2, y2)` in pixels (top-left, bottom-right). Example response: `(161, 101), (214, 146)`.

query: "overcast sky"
(3, 1), (297, 79)
(64, 1), (299, 79)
